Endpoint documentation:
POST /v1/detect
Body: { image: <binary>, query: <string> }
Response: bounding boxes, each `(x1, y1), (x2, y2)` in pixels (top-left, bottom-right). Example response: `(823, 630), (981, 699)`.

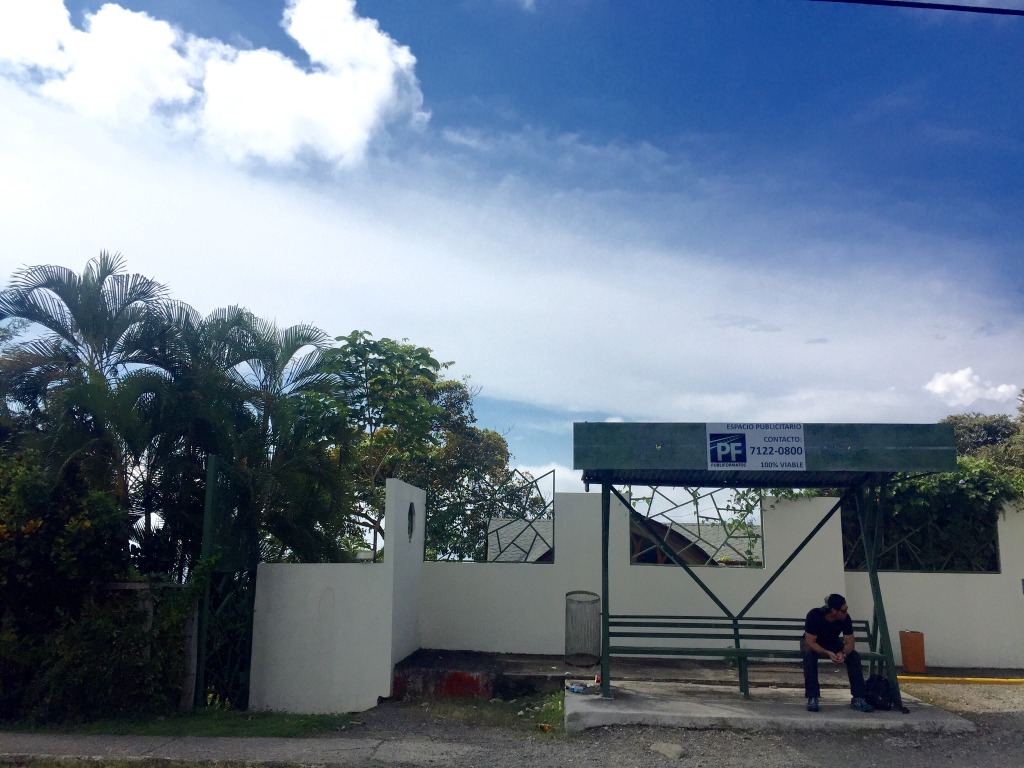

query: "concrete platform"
(395, 651), (1012, 734)
(564, 680), (977, 733)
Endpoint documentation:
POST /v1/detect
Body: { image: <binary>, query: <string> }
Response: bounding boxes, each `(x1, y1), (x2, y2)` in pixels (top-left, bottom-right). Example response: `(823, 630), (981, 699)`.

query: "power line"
(805, 0), (1024, 16)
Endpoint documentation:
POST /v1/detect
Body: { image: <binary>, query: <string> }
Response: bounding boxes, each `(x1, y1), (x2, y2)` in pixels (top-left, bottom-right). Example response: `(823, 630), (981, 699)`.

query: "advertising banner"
(706, 423), (806, 471)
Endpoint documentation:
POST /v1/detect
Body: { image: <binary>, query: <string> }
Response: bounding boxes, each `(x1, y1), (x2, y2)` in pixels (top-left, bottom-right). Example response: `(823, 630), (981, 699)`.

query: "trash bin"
(899, 630), (926, 674)
(565, 590), (600, 667)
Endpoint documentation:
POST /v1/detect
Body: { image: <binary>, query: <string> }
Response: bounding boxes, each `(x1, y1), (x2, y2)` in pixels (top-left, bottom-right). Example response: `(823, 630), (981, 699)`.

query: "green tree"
(940, 412), (1018, 456)
(324, 332), (442, 557)
(409, 379), (544, 561)
(225, 315), (349, 564)
(0, 449), (130, 718)
(0, 252), (168, 398)
(969, 394), (1024, 478)
(324, 333), (539, 560)
(0, 253), (171, 535)
(128, 303), (258, 577)
(842, 455), (1021, 572)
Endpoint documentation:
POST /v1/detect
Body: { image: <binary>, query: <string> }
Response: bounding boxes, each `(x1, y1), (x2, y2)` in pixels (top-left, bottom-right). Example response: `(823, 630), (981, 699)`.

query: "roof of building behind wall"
(573, 422), (957, 490)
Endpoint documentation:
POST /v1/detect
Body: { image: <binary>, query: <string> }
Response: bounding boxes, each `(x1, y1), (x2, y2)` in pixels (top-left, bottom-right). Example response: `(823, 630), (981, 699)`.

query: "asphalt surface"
(2, 659), (1022, 767)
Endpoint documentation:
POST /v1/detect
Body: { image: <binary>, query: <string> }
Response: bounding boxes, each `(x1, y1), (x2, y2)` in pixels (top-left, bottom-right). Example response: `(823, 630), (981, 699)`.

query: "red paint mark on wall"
(440, 671), (490, 699)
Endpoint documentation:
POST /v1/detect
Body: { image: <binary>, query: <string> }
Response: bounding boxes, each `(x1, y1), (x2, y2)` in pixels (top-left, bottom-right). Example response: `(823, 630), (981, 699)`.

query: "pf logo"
(709, 433), (746, 464)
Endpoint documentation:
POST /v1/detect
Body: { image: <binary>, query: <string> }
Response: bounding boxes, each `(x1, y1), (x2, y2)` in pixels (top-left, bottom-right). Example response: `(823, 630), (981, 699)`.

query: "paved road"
(2, 679), (1022, 768)
(2, 717), (1023, 768)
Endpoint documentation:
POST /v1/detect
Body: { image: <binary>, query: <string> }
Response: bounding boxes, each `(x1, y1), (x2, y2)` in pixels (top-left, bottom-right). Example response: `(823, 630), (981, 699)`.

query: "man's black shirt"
(804, 606), (853, 646)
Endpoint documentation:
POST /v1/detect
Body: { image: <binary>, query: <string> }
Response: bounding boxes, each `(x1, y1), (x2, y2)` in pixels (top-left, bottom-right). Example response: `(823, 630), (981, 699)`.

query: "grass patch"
(410, 690), (564, 733)
(1, 708), (355, 738)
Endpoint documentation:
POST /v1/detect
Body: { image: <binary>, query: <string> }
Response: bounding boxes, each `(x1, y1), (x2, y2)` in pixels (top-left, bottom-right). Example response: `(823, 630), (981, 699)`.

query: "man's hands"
(805, 631), (854, 664)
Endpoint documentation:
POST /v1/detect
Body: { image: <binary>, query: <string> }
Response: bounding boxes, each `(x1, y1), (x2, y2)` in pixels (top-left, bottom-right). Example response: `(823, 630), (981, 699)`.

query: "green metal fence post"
(193, 454), (217, 709)
(601, 481), (612, 698)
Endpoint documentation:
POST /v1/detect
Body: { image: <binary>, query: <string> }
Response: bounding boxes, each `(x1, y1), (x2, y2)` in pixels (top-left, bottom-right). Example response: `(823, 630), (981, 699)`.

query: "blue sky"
(1, 0), (1022, 489)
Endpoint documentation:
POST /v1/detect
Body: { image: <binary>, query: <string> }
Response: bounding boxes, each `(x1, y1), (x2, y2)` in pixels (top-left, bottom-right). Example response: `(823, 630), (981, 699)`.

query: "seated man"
(802, 593), (874, 713)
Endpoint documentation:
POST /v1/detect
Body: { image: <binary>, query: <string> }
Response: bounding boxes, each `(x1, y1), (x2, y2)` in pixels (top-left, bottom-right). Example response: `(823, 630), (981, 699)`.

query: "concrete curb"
(564, 682), (977, 733)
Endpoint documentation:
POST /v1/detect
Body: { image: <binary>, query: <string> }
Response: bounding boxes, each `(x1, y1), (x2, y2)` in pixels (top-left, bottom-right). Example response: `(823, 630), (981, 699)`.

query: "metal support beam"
(856, 476), (905, 710)
(601, 482), (612, 698)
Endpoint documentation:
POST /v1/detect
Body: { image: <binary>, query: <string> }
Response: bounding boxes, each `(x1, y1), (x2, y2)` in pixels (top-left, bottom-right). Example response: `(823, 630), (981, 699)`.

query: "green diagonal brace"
(609, 487), (750, 694)
(612, 486), (735, 619)
(737, 484), (865, 619)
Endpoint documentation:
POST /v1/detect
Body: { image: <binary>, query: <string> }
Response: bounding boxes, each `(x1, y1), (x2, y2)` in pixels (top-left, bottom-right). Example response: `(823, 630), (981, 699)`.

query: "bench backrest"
(608, 614), (875, 650)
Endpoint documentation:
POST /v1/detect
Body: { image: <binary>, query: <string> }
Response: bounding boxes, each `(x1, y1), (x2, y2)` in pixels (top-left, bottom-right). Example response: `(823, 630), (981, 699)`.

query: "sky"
(1, 0), (1022, 491)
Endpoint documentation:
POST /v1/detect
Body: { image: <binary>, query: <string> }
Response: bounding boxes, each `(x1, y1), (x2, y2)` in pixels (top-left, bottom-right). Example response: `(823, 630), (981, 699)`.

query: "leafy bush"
(26, 586), (195, 722)
(842, 456), (1021, 572)
(0, 450), (197, 722)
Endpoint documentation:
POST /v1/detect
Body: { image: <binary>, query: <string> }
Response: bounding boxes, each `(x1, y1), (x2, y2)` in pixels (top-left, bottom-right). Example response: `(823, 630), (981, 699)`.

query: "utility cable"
(805, 0), (1024, 17)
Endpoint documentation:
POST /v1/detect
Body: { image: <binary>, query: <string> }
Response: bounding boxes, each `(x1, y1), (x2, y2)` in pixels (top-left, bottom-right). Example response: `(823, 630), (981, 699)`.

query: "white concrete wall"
(387, 479), (426, 667)
(249, 488), (1024, 715)
(419, 492), (602, 653)
(249, 479), (426, 713)
(248, 562), (392, 713)
(845, 505), (1024, 669)
(419, 493), (846, 654)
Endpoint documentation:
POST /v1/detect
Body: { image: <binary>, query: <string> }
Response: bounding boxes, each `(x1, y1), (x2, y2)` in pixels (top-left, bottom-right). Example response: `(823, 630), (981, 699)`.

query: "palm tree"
(0, 256), (354, 574)
(127, 303), (256, 578)
(138, 305), (349, 570)
(226, 314), (348, 563)
(0, 252), (170, 495)
(0, 252), (169, 387)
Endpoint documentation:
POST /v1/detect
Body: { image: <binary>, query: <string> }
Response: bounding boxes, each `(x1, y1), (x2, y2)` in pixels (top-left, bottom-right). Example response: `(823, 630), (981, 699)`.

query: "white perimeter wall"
(249, 479), (425, 713)
(250, 487), (1024, 713)
(845, 505), (1024, 668)
(420, 493), (844, 653)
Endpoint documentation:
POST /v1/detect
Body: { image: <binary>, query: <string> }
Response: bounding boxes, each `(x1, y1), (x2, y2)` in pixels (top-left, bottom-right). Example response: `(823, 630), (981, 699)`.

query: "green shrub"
(1, 451), (197, 722)
(26, 588), (192, 722)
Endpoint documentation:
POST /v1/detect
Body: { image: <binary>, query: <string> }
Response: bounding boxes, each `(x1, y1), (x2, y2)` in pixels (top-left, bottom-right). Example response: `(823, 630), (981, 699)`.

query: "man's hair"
(825, 593), (846, 610)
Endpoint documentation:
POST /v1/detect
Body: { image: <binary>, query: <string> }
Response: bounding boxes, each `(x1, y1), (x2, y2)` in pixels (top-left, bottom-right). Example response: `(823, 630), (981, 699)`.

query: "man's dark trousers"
(800, 638), (868, 699)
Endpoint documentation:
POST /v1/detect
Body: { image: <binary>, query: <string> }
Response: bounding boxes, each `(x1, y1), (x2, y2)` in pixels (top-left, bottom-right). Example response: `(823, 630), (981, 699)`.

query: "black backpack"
(865, 673), (894, 711)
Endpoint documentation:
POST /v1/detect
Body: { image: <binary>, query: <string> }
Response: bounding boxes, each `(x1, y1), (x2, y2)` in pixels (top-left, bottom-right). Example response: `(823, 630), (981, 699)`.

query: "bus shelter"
(574, 422), (957, 702)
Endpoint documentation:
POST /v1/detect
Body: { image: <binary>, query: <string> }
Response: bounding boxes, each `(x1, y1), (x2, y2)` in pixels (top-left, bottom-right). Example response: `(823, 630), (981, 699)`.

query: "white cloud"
(2, 29), (1023, 472)
(0, 0), (425, 166)
(924, 368), (1018, 407)
(40, 4), (199, 122)
(5, 65), (1022, 442)
(0, 0), (73, 72)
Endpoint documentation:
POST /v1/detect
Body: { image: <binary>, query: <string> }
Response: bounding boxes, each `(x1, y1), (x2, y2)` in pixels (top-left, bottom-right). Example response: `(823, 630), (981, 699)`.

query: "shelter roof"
(574, 422), (957, 489)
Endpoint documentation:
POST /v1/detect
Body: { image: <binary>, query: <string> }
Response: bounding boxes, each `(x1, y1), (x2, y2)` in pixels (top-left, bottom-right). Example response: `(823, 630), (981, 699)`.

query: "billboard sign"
(707, 423), (806, 471)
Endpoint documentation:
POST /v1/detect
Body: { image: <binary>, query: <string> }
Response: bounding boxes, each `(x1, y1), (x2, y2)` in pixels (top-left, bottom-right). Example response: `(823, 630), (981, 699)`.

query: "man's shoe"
(850, 696), (875, 713)
(806, 697), (819, 712)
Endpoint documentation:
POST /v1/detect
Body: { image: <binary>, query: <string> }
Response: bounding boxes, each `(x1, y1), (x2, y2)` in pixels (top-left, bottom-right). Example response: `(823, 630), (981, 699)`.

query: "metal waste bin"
(565, 590), (601, 667)
(899, 630), (926, 674)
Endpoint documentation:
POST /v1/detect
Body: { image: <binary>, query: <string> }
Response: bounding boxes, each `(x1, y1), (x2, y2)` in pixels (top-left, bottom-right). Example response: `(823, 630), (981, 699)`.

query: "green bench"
(607, 614), (890, 697)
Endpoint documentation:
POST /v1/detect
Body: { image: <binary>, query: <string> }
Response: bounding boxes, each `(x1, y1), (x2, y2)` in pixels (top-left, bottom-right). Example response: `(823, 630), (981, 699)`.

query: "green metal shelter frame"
(573, 422), (958, 701)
